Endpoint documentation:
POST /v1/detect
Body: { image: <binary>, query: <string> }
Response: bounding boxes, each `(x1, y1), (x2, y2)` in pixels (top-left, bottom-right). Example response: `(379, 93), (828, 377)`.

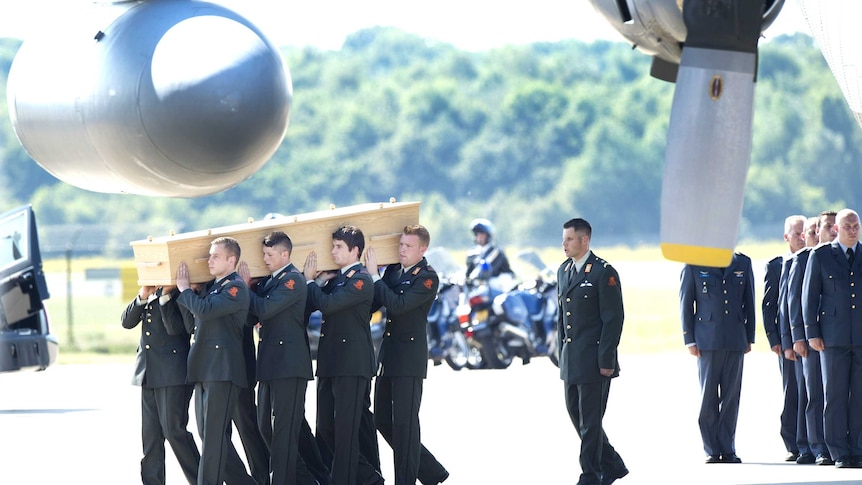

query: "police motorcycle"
(512, 250), (559, 366)
(424, 248), (482, 370)
(456, 260), (529, 369)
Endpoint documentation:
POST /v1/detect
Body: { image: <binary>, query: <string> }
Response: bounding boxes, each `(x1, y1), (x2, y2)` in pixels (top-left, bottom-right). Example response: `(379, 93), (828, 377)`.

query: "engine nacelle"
(6, 0), (291, 197)
(587, 0), (785, 81)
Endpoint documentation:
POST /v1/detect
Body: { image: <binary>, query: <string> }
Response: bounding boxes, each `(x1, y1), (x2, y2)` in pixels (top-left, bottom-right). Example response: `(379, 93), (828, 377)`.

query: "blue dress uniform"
(802, 241), (862, 463)
(763, 255), (800, 458)
(122, 287), (200, 485)
(788, 247), (828, 461)
(680, 253), (756, 461)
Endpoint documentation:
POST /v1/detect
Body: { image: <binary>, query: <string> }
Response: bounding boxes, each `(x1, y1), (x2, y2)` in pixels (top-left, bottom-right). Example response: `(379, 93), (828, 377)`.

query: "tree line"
(0, 29), (858, 254)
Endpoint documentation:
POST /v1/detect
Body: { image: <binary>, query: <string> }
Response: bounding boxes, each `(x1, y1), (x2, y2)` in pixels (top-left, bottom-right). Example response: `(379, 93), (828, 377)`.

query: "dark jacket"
(803, 241), (862, 346)
(178, 272), (250, 388)
(557, 251), (624, 384)
(372, 258), (439, 378)
(248, 263), (313, 381)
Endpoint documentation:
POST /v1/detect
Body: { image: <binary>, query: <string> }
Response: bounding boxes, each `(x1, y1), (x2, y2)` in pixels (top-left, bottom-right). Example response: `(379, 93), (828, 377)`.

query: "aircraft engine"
(6, 0), (292, 197)
(588, 0), (785, 266)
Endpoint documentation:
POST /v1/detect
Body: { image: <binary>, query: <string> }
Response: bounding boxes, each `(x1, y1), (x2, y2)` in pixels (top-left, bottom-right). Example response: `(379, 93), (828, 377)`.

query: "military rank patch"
(585, 264), (592, 273)
(227, 287), (239, 297)
(412, 267), (421, 276)
(346, 269), (356, 279)
(608, 276), (617, 286)
(423, 279), (433, 289)
(353, 280), (365, 290)
(285, 280), (295, 290)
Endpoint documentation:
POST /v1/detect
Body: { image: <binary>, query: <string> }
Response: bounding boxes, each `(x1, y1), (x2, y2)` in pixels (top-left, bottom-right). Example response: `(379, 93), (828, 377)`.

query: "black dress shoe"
(719, 454), (742, 463)
(834, 456), (853, 468)
(601, 467), (629, 485)
(796, 453), (815, 464)
(815, 454), (834, 466)
(705, 455), (720, 464)
(785, 451), (800, 462)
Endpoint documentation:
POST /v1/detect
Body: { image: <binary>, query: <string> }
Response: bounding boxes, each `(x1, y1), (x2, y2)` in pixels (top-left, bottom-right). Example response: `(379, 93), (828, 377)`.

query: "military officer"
(122, 285), (200, 484)
(557, 218), (628, 485)
(365, 225), (450, 485)
(680, 252), (756, 464)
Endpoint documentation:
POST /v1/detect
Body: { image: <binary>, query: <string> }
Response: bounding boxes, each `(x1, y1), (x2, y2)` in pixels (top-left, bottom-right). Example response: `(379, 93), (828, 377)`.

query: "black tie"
(848, 247), (855, 267)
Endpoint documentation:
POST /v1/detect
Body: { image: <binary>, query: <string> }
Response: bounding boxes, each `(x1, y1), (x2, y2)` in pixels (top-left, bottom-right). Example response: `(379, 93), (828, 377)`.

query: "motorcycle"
(457, 251), (559, 369)
(424, 248), (484, 370)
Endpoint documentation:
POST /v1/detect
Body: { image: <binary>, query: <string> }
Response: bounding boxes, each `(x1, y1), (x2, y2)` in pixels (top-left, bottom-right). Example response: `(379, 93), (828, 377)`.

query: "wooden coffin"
(130, 200), (421, 285)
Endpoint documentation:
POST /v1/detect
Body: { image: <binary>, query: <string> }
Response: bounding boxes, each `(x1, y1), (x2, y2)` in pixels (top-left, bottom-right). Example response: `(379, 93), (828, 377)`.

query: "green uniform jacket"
(556, 251), (624, 384)
(372, 258), (439, 378)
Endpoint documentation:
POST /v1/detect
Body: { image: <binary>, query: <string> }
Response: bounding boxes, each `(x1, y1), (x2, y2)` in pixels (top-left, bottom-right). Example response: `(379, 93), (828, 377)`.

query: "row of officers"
(681, 208), (862, 469)
(121, 224), (450, 485)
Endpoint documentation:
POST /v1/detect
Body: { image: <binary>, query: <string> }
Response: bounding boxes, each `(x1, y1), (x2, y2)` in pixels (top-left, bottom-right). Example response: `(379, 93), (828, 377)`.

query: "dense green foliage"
(0, 29), (858, 251)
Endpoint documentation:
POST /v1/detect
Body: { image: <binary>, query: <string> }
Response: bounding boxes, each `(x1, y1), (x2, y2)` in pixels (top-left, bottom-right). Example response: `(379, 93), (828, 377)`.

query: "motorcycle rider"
(465, 218), (513, 281)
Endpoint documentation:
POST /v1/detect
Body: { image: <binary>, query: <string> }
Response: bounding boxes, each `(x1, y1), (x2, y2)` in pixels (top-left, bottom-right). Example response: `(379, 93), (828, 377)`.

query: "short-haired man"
(803, 208), (862, 468)
(557, 218), (628, 485)
(176, 236), (254, 485)
(788, 211), (835, 465)
(681, 251), (756, 464)
(239, 231), (316, 485)
(762, 215), (805, 462)
(365, 225), (450, 485)
(304, 225), (378, 485)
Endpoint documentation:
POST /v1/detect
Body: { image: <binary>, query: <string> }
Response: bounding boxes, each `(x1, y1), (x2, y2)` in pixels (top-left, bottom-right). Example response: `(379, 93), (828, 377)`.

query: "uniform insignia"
(227, 287), (239, 297)
(579, 281), (593, 288)
(346, 269), (356, 278)
(608, 276), (617, 286)
(412, 267), (421, 276)
(734, 271), (744, 277)
(585, 264), (592, 273)
(353, 280), (364, 290)
(285, 280), (295, 290)
(423, 278), (433, 289)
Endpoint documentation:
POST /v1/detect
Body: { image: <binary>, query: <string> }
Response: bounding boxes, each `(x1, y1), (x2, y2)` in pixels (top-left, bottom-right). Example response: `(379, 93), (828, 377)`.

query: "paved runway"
(2, 352), (862, 484)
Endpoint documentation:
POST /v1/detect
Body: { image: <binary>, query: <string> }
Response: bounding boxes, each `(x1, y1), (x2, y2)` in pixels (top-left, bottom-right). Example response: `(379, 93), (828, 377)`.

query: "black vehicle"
(0, 205), (57, 372)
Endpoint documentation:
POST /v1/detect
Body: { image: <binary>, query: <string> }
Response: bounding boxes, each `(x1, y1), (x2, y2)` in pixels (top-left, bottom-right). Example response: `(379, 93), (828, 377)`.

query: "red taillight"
(464, 327), (474, 338)
(468, 294), (486, 307)
(458, 313), (470, 325)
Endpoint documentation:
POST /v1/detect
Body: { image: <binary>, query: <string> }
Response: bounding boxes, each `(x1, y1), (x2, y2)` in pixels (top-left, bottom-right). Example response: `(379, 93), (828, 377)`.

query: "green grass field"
(43, 241), (785, 364)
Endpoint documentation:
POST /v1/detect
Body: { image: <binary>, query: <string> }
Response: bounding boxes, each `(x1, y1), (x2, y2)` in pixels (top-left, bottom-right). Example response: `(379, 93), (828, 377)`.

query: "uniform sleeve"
(597, 265), (624, 370)
(680, 265), (696, 346)
(374, 270), (439, 316)
(121, 297), (144, 329)
(178, 281), (249, 320)
(762, 259), (780, 347)
(744, 258), (757, 344)
(788, 254), (806, 342)
(308, 273), (374, 313)
(802, 251), (823, 340)
(160, 289), (189, 336)
(250, 273), (308, 320)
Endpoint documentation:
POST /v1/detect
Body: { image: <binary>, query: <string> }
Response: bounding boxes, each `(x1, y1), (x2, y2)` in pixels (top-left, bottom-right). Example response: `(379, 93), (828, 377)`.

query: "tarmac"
(2, 353), (862, 484)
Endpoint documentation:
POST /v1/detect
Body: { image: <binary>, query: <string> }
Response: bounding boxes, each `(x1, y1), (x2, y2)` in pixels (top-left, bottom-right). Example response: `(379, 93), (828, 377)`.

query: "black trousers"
(194, 381), (255, 485)
(257, 377), (316, 485)
(373, 376), (426, 485)
(140, 384), (200, 485)
(564, 379), (625, 485)
(233, 385), (270, 485)
(316, 376), (369, 485)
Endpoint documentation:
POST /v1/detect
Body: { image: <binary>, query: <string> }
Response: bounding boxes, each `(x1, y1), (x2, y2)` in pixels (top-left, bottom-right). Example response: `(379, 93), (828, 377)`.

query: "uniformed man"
(304, 225), (379, 485)
(464, 218), (512, 280)
(788, 212), (834, 465)
(802, 208), (862, 468)
(557, 218), (628, 485)
(122, 285), (200, 484)
(762, 215), (805, 461)
(365, 225), (450, 485)
(680, 252), (756, 464)
(176, 236), (255, 485)
(238, 231), (317, 485)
